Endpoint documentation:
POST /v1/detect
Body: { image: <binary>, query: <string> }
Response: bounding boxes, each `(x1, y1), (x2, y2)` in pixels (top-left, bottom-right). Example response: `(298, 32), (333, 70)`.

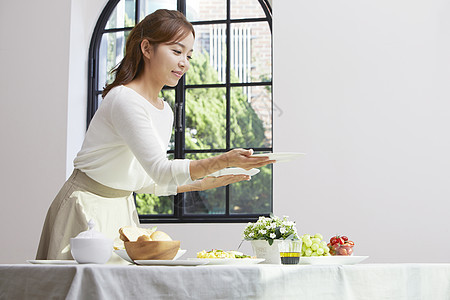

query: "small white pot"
(70, 219), (113, 264)
(250, 240), (282, 264)
(70, 238), (113, 264)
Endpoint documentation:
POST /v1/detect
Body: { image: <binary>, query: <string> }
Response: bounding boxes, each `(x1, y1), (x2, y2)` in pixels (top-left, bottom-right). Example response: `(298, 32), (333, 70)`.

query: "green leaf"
(274, 227), (282, 239)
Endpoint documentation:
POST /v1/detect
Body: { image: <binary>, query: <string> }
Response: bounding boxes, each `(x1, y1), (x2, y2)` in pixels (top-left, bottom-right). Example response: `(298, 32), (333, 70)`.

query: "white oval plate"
(299, 255), (369, 265)
(135, 260), (208, 266)
(250, 152), (306, 163)
(27, 260), (78, 265)
(207, 167), (260, 177)
(187, 258), (265, 265)
(114, 249), (187, 264)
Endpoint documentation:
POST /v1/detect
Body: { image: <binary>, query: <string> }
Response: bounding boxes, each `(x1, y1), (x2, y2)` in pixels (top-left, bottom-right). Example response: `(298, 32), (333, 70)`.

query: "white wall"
(0, 0), (71, 263)
(273, 0), (450, 263)
(1, 0), (449, 263)
(0, 0), (106, 263)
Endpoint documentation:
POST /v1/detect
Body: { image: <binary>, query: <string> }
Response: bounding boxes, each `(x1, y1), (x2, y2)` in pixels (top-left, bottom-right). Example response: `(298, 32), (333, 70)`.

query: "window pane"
(186, 0), (226, 22)
(230, 86), (271, 148)
(185, 88), (226, 150)
(135, 154), (175, 215)
(160, 89), (176, 151)
(231, 0), (266, 19)
(184, 153), (226, 214)
(230, 22), (271, 83)
(97, 94), (103, 109)
(99, 31), (130, 88)
(135, 194), (175, 215)
(230, 163), (272, 214)
(139, 0), (177, 21)
(186, 24), (226, 85)
(106, 0), (136, 29)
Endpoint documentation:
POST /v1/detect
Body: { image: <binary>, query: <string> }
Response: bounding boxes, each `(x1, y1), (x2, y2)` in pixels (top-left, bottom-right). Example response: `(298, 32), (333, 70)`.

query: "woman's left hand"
(221, 148), (275, 170)
(189, 148), (275, 180)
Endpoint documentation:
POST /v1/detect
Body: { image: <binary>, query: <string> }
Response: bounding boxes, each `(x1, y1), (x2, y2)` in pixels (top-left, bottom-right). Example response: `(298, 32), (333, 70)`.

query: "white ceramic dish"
(299, 256), (369, 265)
(69, 220), (113, 264)
(207, 167), (260, 177)
(114, 249), (187, 263)
(27, 260), (78, 265)
(250, 152), (306, 163)
(135, 259), (208, 266)
(187, 258), (265, 265)
(174, 249), (187, 260)
(70, 238), (113, 264)
(114, 249), (134, 263)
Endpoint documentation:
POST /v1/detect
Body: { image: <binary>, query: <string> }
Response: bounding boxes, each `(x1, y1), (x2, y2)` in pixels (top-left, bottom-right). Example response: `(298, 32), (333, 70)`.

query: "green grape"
(302, 244), (308, 252)
(311, 238), (320, 244)
(304, 239), (312, 247)
(300, 233), (328, 257)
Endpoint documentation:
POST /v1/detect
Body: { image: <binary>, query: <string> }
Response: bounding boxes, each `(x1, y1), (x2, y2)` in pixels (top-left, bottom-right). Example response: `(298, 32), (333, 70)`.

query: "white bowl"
(114, 249), (187, 263)
(174, 249), (187, 260)
(70, 238), (113, 264)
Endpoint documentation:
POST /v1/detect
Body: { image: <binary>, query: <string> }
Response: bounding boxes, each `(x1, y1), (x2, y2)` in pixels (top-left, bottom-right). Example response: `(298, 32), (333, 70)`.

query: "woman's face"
(146, 32), (195, 87)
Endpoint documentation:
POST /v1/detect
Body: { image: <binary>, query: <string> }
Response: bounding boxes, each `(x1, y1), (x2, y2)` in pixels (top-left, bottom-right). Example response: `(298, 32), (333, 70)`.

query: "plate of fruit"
(299, 234), (368, 265)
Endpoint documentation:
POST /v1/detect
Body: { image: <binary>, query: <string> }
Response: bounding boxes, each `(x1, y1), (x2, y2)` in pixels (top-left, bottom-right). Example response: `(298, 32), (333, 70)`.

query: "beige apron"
(36, 169), (139, 263)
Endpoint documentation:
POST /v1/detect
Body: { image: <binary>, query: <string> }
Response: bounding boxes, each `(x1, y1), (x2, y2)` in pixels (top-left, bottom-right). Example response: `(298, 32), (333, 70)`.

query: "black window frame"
(87, 0), (273, 223)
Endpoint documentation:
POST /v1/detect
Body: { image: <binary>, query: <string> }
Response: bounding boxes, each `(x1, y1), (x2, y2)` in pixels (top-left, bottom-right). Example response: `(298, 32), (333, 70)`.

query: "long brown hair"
(102, 9), (195, 98)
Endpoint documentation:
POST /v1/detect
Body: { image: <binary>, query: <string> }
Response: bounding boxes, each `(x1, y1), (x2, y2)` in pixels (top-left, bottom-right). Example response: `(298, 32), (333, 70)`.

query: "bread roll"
(137, 235), (151, 242)
(150, 231), (172, 241)
(119, 233), (129, 242)
(119, 226), (155, 242)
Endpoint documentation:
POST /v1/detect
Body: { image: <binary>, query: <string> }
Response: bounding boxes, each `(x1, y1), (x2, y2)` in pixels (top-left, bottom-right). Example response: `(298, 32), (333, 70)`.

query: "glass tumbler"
(279, 240), (302, 265)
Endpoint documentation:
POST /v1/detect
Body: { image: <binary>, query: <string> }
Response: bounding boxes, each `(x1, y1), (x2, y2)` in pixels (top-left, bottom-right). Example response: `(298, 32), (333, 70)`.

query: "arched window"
(88, 0), (272, 223)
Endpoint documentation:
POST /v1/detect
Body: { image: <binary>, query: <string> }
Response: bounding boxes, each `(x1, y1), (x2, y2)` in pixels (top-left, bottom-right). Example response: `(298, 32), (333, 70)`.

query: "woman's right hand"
(198, 174), (251, 191)
(177, 174), (251, 193)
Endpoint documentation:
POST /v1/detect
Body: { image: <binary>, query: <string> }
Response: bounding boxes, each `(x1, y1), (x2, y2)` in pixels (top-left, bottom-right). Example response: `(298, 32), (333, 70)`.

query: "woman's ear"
(140, 39), (153, 59)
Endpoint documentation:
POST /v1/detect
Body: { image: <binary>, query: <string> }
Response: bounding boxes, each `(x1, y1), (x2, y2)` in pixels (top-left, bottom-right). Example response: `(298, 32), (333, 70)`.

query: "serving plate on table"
(135, 260), (208, 266)
(250, 152), (306, 163)
(27, 260), (78, 265)
(299, 256), (369, 265)
(187, 258), (265, 265)
(114, 249), (187, 264)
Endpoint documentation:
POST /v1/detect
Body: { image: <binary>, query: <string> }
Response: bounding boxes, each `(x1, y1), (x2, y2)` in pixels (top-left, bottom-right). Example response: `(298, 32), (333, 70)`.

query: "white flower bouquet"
(243, 215), (299, 245)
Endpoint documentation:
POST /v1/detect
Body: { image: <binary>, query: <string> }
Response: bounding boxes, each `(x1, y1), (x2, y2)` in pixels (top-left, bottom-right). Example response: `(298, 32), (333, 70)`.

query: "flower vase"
(251, 240), (282, 264)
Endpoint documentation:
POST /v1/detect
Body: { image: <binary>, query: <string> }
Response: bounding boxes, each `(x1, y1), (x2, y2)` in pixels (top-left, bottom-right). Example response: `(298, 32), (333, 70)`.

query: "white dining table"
(1, 263), (450, 299)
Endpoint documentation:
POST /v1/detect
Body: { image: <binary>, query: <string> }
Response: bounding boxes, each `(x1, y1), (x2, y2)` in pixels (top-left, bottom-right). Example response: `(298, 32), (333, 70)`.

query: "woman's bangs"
(167, 24), (195, 44)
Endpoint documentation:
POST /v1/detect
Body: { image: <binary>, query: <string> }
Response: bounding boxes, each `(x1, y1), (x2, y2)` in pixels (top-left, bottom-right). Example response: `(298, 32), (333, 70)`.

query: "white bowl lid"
(73, 219), (108, 239)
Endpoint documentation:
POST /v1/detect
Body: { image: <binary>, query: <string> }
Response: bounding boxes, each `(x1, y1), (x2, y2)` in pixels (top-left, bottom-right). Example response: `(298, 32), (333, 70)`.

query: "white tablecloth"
(1, 263), (450, 299)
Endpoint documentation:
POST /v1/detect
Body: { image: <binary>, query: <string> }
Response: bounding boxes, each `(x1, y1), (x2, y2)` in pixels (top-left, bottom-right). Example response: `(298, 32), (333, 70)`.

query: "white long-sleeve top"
(74, 85), (193, 196)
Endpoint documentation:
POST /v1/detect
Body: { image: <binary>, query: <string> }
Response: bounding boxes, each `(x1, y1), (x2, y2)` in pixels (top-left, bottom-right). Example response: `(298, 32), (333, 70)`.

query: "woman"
(36, 9), (273, 260)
